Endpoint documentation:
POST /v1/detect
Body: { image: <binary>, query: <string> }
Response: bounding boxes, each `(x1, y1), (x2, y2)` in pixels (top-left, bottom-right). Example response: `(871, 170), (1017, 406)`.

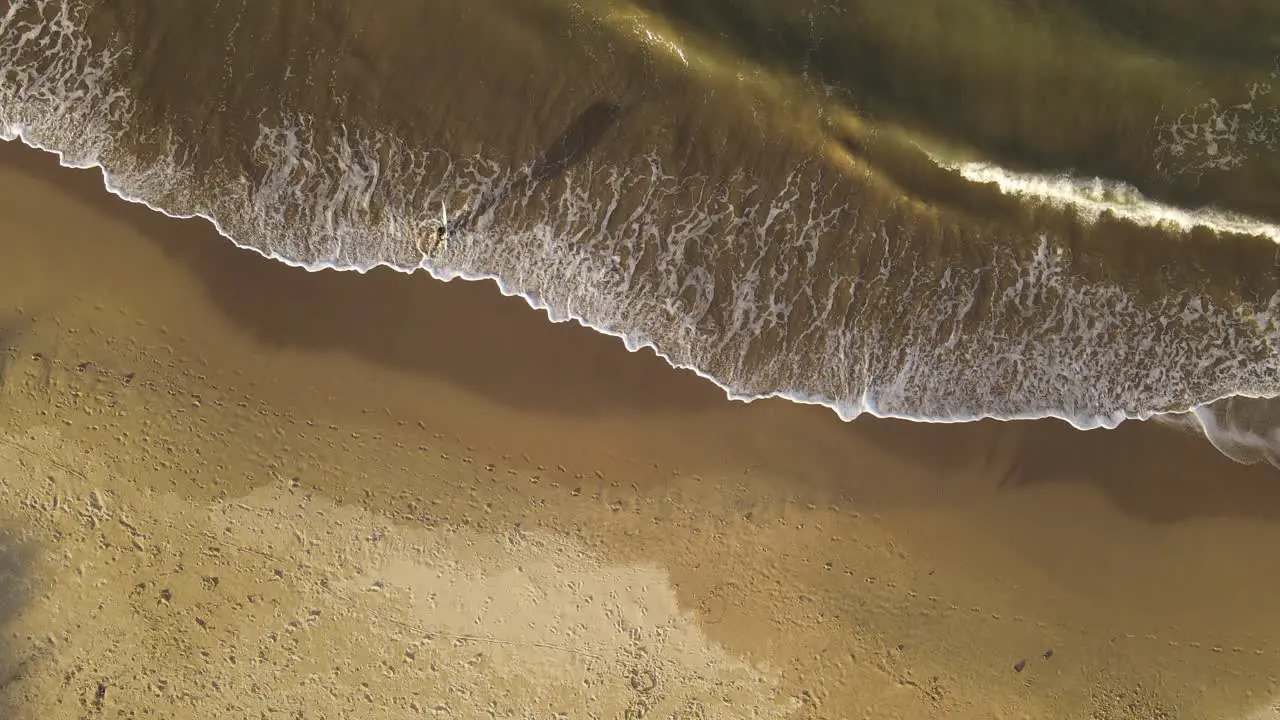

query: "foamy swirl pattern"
(3, 0), (1280, 465)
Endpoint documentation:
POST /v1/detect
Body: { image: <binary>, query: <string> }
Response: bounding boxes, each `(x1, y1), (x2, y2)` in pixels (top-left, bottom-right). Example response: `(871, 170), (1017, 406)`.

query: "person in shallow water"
(437, 201), (452, 250)
(418, 201), (454, 257)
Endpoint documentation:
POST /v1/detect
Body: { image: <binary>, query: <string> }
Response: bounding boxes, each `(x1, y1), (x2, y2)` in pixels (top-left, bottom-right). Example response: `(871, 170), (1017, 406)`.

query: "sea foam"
(4, 0), (1280, 468)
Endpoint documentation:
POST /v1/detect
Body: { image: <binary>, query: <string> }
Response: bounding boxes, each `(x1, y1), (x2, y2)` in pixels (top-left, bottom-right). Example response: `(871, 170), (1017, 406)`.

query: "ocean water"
(2, 0), (1280, 464)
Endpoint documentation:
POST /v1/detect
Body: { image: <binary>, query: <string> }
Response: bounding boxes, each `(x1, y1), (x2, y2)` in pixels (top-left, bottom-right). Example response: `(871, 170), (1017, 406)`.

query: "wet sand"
(1, 138), (1280, 718)
(9, 0), (1278, 433)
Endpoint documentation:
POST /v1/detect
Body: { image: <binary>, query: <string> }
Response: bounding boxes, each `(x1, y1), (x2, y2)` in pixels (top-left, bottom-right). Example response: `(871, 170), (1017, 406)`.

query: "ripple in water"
(3, 0), (1280, 467)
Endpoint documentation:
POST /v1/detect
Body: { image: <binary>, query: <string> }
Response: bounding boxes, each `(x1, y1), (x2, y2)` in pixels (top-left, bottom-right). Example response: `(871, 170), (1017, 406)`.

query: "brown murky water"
(4, 0), (1280, 436)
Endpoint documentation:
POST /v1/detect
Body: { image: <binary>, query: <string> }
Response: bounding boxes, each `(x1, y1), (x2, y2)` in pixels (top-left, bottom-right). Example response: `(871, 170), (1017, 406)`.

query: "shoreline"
(2, 131), (1271, 450)
(1, 136), (1280, 717)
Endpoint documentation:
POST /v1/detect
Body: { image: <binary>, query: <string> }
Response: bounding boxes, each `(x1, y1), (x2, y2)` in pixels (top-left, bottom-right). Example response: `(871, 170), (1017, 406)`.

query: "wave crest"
(4, 0), (1280, 467)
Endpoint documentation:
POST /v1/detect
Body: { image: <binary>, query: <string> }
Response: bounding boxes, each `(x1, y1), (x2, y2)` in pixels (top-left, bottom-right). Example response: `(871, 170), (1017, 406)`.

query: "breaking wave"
(4, 0), (1280, 467)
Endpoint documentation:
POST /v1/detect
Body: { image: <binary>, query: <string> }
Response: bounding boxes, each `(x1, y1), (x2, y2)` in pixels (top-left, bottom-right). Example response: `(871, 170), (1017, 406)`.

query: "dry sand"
(0, 139), (1279, 719)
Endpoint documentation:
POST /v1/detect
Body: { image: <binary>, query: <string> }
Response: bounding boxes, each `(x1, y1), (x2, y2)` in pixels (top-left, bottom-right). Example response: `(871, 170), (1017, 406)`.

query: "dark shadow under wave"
(455, 99), (627, 235)
(2, 0), (1279, 468)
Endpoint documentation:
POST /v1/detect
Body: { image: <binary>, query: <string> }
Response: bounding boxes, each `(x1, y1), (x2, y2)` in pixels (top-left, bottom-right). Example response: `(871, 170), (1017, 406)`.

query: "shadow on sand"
(847, 414), (1280, 524)
(2, 138), (1279, 528)
(0, 137), (719, 418)
(0, 526), (38, 717)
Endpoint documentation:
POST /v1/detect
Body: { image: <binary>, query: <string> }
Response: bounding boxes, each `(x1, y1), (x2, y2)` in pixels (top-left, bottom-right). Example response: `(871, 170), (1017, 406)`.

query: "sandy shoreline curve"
(1, 138), (1280, 717)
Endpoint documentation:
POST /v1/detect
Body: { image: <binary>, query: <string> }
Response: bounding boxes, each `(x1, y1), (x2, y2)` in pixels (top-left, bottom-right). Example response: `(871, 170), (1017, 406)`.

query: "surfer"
(437, 200), (452, 251)
(418, 200), (454, 257)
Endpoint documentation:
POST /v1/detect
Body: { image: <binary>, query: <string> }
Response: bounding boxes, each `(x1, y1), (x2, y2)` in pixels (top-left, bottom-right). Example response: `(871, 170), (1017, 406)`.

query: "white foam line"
(6, 130), (1275, 440)
(932, 155), (1280, 244)
(6, 0), (1275, 457)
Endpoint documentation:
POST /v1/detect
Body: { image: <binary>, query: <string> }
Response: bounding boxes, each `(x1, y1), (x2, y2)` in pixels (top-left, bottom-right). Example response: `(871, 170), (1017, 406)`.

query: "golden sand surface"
(1, 139), (1280, 718)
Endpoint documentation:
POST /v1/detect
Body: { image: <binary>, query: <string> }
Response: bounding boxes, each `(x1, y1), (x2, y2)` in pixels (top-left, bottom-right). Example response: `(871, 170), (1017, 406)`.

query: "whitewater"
(4, 0), (1280, 468)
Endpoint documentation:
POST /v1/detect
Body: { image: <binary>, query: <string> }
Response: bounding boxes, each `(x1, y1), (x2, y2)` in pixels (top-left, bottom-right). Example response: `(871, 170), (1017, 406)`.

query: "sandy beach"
(1, 138), (1280, 718)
